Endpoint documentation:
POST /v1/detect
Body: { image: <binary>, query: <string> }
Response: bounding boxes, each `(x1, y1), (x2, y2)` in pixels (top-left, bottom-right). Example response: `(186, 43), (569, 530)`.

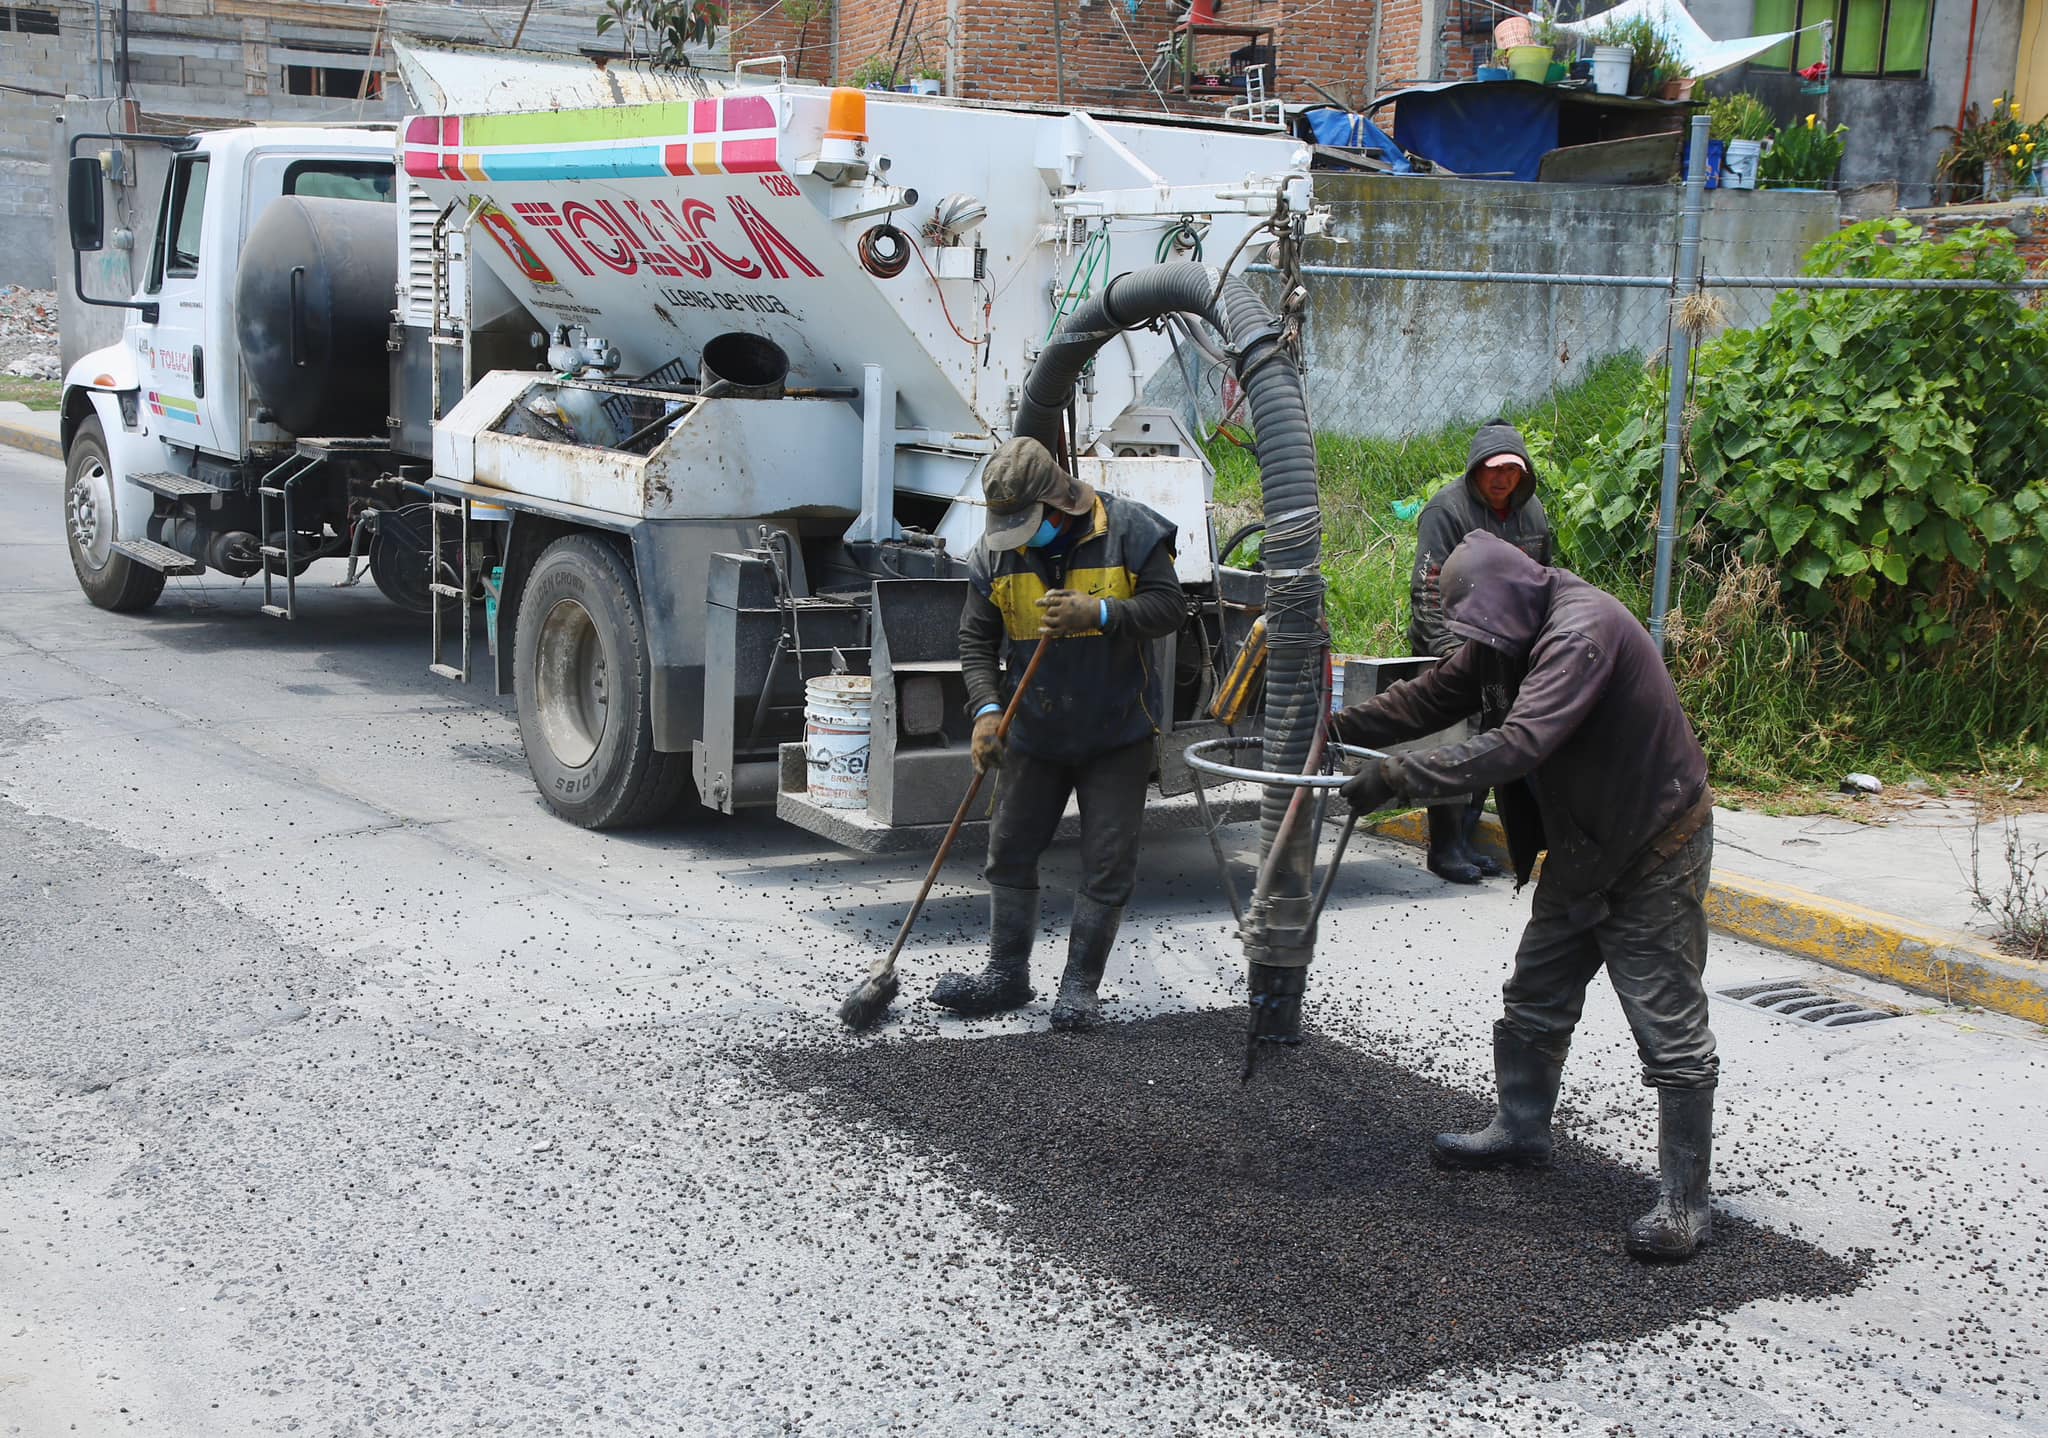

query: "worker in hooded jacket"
(932, 436), (1185, 1030)
(1333, 531), (1718, 1262)
(1408, 417), (1554, 885)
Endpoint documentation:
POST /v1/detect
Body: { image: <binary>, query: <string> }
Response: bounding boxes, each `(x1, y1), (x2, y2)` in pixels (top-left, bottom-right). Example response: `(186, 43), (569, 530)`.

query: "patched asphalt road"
(1, 446), (2044, 1436)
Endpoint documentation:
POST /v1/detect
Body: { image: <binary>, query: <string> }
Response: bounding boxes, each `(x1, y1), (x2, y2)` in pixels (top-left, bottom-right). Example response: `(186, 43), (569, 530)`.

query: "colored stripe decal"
(478, 146), (673, 181)
(460, 101), (702, 148)
(721, 137), (778, 173)
(147, 392), (200, 424)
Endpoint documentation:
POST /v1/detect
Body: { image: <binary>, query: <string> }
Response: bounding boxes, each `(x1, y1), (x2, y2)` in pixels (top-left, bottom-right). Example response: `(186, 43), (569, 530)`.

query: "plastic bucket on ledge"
(1723, 138), (1763, 190)
(804, 675), (873, 810)
(1591, 44), (1632, 95)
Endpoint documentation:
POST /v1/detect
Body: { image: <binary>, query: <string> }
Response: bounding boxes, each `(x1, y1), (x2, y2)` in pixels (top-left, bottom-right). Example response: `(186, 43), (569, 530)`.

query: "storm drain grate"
(1718, 980), (1904, 1027)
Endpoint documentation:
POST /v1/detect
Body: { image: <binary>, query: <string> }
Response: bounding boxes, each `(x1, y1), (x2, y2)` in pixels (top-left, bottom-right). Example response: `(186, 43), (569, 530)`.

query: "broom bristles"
(838, 971), (900, 1031)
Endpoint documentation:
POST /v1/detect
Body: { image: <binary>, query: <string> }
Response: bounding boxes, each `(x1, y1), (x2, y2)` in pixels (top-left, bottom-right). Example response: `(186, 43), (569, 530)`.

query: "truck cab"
(61, 127), (397, 610)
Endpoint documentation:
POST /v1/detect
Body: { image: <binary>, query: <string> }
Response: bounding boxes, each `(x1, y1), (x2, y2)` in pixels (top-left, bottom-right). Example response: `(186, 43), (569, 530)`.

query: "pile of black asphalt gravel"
(765, 1009), (1868, 1403)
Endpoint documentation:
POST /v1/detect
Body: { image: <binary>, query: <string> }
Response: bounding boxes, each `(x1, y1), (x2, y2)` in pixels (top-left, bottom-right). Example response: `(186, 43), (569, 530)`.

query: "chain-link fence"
(1153, 130), (2048, 699)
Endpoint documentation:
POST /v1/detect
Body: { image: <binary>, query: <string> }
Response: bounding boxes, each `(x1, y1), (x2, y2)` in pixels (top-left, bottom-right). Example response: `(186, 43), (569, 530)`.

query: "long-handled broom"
(838, 636), (1051, 1031)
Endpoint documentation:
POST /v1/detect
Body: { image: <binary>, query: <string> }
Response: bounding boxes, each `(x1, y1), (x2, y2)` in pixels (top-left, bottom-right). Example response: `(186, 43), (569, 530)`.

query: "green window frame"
(1750, 0), (1928, 78)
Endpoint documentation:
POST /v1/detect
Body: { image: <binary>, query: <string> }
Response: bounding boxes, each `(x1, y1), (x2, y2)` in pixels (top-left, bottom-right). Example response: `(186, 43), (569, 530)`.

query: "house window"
(1751, 0), (1929, 77)
(284, 64), (382, 98)
(1836, 0), (1930, 75)
(0, 7), (62, 33)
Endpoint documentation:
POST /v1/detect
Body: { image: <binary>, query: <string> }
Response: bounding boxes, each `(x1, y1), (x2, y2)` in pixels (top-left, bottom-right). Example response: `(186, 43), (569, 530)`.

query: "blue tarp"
(1303, 108), (1413, 174)
(1387, 84), (1560, 182)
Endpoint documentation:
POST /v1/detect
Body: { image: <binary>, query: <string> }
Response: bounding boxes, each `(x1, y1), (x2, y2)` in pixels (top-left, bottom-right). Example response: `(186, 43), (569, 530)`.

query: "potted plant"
(1592, 15), (1680, 98)
(849, 54), (900, 90)
(1759, 112), (1848, 190)
(911, 61), (944, 95)
(1937, 94), (2044, 201)
(1478, 50), (1512, 82)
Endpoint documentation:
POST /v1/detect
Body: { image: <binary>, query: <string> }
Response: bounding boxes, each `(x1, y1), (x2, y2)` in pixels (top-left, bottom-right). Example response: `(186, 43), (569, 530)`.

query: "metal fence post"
(1650, 113), (1711, 652)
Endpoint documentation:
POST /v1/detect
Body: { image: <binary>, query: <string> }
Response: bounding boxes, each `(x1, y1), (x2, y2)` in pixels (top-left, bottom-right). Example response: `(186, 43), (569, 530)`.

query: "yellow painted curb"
(1706, 870), (2048, 1025)
(1369, 809), (2048, 1025)
(0, 418), (61, 460)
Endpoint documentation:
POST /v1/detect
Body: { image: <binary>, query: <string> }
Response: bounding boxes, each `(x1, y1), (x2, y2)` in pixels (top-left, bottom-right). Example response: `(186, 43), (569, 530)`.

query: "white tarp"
(1552, 0), (1804, 80)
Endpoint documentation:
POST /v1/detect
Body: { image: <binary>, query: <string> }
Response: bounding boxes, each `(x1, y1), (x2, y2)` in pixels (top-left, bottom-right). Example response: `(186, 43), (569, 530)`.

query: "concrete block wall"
(1, 0), (402, 290)
(0, 21), (93, 291)
(1146, 176), (1840, 440)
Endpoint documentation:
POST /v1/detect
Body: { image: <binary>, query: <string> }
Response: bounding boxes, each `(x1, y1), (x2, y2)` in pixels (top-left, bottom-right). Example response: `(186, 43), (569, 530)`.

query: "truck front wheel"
(513, 533), (692, 829)
(65, 418), (165, 613)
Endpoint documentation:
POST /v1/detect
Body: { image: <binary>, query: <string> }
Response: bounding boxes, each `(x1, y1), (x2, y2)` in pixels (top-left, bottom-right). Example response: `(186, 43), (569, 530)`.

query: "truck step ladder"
(428, 496), (471, 682)
(110, 538), (203, 576)
(257, 451), (322, 620)
(132, 471), (217, 501)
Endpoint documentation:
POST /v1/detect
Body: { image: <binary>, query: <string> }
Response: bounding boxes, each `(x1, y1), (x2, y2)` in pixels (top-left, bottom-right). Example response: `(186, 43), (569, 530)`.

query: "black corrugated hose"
(1013, 259), (1326, 1054)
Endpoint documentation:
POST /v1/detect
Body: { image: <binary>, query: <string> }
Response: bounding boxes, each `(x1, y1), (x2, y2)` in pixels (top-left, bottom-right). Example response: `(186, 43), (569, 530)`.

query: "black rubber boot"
(1425, 804), (1483, 885)
(1459, 795), (1504, 878)
(1626, 1087), (1715, 1262)
(1433, 1023), (1566, 1170)
(1049, 896), (1121, 1032)
(930, 884), (1038, 1017)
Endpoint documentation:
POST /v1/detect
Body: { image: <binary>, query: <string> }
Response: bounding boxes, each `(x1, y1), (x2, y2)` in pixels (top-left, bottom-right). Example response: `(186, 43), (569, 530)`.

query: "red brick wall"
(727, 0), (1472, 106)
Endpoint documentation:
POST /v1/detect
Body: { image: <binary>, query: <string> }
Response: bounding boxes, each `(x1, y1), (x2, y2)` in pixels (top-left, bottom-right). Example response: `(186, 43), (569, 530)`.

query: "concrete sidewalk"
(1378, 797), (2048, 1027)
(0, 401), (60, 459)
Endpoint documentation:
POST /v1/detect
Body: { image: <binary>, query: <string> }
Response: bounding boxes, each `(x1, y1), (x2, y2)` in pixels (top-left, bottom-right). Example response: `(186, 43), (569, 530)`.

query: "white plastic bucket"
(1591, 44), (1632, 95)
(1722, 138), (1763, 190)
(804, 675), (873, 810)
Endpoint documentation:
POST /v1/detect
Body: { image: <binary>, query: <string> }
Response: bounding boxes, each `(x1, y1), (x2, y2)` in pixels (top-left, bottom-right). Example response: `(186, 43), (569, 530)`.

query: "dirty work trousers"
(985, 739), (1153, 908)
(1500, 821), (1718, 1090)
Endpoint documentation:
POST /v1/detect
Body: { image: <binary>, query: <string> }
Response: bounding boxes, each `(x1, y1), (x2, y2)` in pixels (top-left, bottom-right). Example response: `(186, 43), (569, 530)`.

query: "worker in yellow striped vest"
(932, 437), (1185, 1030)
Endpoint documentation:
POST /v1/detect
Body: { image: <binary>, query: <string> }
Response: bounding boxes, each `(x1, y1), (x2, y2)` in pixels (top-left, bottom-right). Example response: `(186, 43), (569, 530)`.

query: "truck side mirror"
(68, 156), (105, 253)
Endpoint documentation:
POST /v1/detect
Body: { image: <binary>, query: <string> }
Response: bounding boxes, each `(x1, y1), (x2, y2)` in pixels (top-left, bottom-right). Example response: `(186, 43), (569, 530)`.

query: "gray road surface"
(0, 445), (2043, 1436)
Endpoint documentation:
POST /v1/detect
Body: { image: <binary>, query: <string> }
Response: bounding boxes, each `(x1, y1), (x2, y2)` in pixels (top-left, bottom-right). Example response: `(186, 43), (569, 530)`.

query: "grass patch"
(1210, 352), (1649, 658)
(1206, 350), (2048, 798)
(0, 377), (61, 410)
(1665, 559), (2048, 795)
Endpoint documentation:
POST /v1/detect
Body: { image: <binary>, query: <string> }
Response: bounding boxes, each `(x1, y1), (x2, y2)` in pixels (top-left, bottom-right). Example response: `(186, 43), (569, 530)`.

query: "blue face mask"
(1024, 516), (1060, 548)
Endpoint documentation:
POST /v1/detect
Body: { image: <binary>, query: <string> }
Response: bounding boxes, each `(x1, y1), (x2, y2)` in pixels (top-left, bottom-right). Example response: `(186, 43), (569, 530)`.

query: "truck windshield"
(284, 160), (394, 203)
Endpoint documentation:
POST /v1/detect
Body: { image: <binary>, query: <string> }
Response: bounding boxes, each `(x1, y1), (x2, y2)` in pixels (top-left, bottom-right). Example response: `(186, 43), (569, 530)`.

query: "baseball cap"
(980, 437), (1098, 551)
(1476, 451), (1529, 473)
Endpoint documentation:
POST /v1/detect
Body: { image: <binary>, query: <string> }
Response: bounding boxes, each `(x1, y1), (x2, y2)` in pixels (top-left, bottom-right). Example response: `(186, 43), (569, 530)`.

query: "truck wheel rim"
(535, 597), (608, 770)
(68, 457), (114, 572)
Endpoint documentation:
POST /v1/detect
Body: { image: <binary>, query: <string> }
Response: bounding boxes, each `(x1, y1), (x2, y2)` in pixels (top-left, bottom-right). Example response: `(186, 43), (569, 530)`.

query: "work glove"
(1036, 588), (1102, 639)
(971, 712), (1005, 774)
(1341, 757), (1398, 816)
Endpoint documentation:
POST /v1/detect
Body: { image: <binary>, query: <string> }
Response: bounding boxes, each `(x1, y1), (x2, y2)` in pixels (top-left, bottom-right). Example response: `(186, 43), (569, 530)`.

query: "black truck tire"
(65, 418), (166, 613)
(514, 533), (692, 829)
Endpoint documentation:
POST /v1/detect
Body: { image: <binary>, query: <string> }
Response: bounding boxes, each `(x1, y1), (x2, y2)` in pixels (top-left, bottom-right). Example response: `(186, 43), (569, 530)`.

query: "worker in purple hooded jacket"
(1331, 530), (1718, 1262)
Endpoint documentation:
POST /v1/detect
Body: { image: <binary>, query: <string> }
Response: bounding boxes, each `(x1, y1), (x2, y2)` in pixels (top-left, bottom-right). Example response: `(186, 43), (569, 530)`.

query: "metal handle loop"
(1182, 735), (1385, 789)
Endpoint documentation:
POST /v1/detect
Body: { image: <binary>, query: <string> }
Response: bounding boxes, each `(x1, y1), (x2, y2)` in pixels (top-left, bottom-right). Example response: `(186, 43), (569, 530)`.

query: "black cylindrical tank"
(234, 196), (396, 438)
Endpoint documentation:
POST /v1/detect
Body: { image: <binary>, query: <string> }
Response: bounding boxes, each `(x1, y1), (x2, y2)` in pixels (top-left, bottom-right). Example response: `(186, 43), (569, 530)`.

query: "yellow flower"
(2010, 143), (2022, 155)
(1805, 113), (1817, 128)
(1995, 96), (2005, 108)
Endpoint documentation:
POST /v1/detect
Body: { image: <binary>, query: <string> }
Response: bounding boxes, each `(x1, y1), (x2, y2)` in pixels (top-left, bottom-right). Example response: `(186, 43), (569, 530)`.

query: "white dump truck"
(58, 43), (1314, 848)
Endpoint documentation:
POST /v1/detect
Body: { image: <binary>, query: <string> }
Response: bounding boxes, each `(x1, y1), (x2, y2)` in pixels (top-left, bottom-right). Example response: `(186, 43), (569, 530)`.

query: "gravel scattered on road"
(767, 1009), (1870, 1404)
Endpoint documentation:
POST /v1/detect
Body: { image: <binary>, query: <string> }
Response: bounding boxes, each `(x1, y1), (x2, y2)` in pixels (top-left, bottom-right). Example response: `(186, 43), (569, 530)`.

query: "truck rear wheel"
(65, 418), (165, 613)
(514, 533), (692, 829)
